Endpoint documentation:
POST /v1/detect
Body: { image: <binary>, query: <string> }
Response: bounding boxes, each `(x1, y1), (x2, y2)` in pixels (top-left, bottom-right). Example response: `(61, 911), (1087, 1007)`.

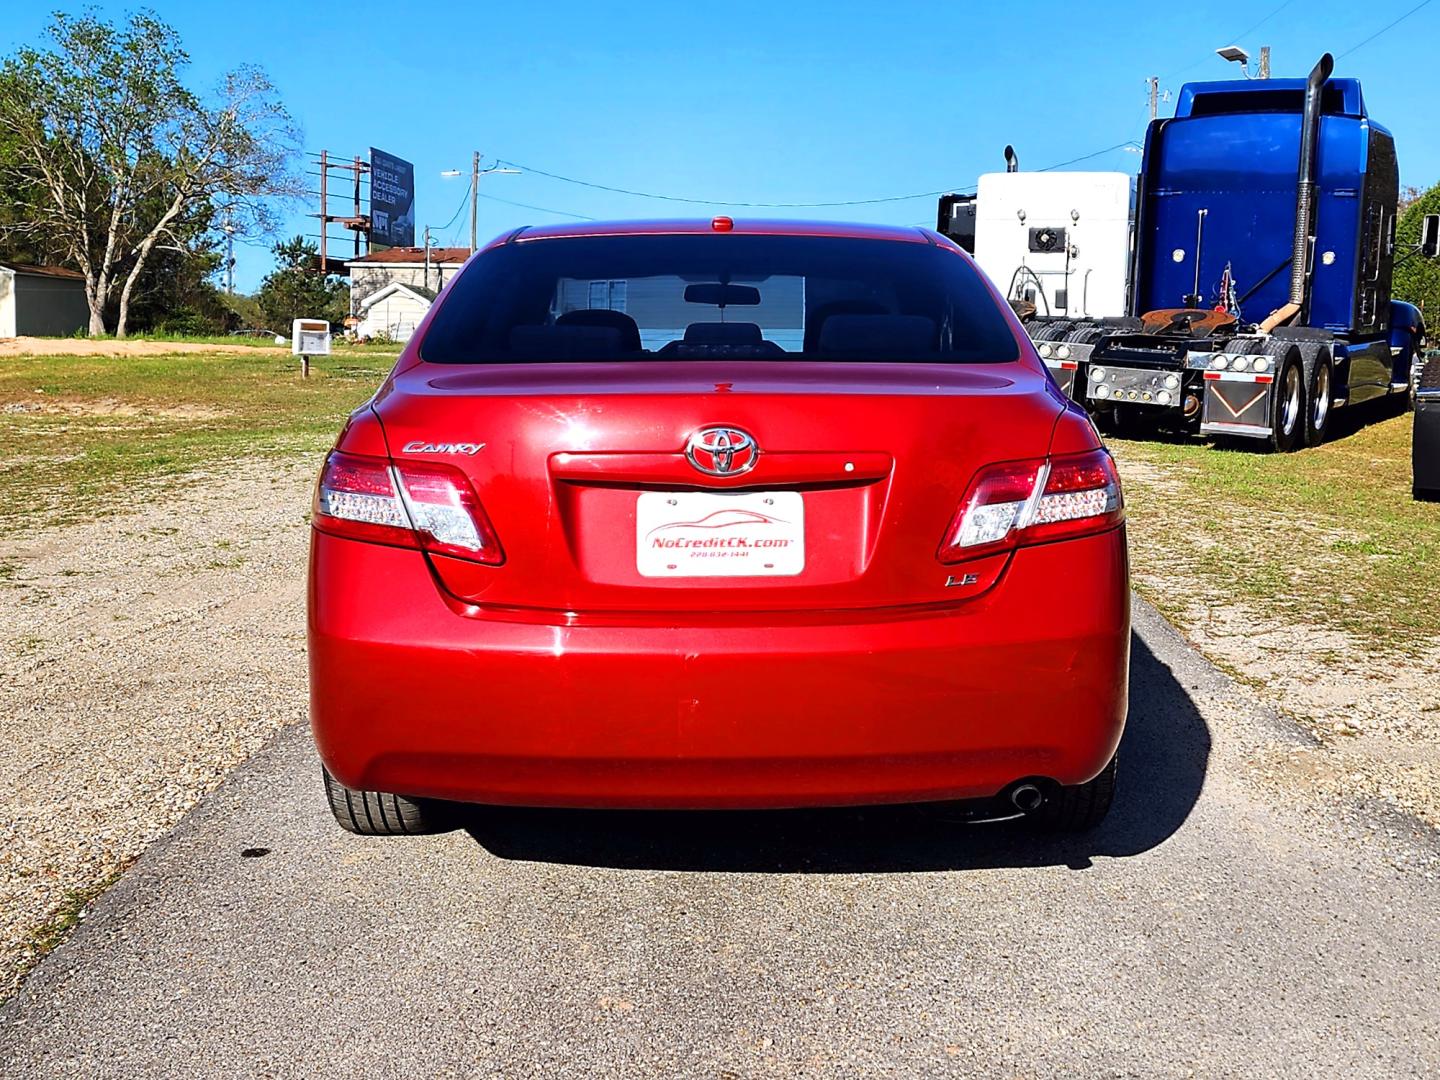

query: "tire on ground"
(1030, 754), (1117, 832)
(322, 767), (451, 835)
(1304, 349), (1333, 448)
(1268, 346), (1306, 452)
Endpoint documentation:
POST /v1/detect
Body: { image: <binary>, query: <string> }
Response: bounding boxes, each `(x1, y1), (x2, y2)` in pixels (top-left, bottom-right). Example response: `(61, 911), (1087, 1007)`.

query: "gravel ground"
(0, 460), (315, 996)
(1, 601), (1436, 1077)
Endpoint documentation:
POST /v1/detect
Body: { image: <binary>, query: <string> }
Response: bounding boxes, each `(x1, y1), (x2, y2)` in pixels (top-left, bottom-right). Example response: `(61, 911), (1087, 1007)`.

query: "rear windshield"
(419, 233), (1019, 364)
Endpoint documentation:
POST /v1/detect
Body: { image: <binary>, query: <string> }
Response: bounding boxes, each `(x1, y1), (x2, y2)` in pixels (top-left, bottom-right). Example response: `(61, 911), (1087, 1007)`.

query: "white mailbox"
(292, 318), (331, 356)
(291, 318), (331, 377)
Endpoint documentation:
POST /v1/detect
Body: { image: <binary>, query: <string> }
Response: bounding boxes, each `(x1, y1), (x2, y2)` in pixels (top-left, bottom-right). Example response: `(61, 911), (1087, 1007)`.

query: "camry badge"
(685, 426), (759, 477)
(401, 440), (485, 456)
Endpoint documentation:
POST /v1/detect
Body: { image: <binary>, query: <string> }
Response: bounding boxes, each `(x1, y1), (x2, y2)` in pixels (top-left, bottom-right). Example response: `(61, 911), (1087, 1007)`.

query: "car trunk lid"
(374, 360), (1063, 614)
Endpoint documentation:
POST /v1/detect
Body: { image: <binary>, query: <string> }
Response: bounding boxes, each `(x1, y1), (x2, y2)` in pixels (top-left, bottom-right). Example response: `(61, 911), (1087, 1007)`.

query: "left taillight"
(938, 448), (1123, 563)
(313, 450), (504, 565)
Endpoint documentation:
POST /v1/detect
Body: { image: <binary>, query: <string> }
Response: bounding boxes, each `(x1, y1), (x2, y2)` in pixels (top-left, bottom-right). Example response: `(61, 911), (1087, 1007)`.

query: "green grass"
(0, 349), (395, 534)
(1113, 407), (1440, 655)
(7, 867), (127, 1000)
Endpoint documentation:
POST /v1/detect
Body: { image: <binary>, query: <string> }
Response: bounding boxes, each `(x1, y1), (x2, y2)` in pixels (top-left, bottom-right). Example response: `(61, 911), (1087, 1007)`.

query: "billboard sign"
(369, 148), (415, 248)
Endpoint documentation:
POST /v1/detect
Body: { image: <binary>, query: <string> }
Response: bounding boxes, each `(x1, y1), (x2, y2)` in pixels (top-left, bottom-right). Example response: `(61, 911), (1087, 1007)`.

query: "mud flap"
(1199, 367), (1275, 438)
(1043, 359), (1079, 399)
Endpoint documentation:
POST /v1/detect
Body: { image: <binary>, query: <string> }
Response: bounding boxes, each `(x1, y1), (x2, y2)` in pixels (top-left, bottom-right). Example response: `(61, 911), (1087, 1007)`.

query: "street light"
(1216, 44), (1250, 67)
(1216, 44), (1270, 79)
(441, 155), (521, 252)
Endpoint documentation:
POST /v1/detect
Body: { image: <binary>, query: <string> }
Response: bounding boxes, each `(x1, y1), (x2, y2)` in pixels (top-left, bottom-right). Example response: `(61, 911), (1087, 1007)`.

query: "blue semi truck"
(998, 54), (1436, 451)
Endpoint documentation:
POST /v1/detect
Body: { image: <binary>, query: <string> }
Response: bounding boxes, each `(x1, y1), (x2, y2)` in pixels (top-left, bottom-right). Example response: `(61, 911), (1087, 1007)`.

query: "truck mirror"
(1423, 214), (1440, 259)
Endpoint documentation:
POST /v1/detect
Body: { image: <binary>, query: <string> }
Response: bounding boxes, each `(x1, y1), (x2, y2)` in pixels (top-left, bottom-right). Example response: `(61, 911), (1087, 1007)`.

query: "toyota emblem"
(685, 426), (759, 477)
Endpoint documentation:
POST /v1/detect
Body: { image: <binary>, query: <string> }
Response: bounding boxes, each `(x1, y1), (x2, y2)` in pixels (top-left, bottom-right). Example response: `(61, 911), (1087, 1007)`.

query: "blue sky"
(5, 0), (1438, 291)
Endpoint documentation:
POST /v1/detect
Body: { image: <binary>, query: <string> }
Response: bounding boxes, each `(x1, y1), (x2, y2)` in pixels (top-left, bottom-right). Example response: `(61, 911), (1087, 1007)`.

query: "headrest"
(556, 309), (642, 352)
(683, 322), (764, 345)
(508, 323), (625, 358)
(803, 300), (887, 352)
(818, 315), (937, 356)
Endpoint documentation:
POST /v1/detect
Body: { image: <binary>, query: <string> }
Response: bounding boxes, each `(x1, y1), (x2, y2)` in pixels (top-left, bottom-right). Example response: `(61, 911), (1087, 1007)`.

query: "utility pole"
(1148, 76), (1159, 120)
(318, 148), (328, 275)
(470, 150), (480, 254)
(1258, 46), (1271, 79)
(423, 225), (432, 292)
(222, 209), (235, 295)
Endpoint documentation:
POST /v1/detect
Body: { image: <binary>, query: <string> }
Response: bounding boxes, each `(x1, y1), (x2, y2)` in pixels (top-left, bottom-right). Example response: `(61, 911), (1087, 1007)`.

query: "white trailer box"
(972, 172), (1133, 320)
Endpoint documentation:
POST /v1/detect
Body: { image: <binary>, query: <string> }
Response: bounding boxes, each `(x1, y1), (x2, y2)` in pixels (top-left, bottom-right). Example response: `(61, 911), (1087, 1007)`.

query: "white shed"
(0, 264), (89, 338)
(354, 282), (436, 343)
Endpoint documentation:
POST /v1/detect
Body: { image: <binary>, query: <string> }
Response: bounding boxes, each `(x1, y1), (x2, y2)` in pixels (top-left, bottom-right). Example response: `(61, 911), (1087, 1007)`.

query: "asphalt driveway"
(2, 600), (1436, 1078)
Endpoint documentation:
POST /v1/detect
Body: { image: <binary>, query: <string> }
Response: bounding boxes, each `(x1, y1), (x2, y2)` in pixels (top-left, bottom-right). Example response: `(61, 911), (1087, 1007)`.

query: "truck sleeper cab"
(1034, 54), (1430, 449)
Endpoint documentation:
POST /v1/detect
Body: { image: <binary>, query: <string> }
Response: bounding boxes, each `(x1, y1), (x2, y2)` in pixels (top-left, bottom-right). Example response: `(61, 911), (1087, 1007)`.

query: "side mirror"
(1422, 214), (1440, 259)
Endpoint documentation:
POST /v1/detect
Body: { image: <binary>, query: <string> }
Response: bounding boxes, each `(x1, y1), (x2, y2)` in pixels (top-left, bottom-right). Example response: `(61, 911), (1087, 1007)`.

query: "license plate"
(636, 490), (805, 578)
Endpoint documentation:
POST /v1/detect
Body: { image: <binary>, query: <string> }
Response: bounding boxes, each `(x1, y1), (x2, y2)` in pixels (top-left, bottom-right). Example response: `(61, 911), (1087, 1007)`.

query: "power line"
(477, 192), (597, 220)
(1159, 0), (1299, 80)
(432, 180), (472, 233)
(1338, 0), (1436, 58)
(1230, 0), (1301, 48)
(493, 158), (962, 208)
(1033, 141), (1143, 172)
(490, 141), (1139, 212)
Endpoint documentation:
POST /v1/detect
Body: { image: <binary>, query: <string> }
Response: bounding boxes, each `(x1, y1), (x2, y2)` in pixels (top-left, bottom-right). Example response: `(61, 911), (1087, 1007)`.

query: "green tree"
(1395, 181), (1440, 323)
(0, 10), (300, 337)
(256, 236), (349, 333)
(118, 192), (230, 334)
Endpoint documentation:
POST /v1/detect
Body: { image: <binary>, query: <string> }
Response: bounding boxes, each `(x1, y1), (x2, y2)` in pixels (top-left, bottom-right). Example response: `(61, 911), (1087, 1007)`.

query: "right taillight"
(313, 450), (504, 565)
(938, 448), (1123, 563)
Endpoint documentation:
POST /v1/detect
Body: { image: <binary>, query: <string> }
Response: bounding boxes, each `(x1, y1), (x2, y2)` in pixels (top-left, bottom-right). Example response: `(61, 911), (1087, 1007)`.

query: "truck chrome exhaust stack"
(1290, 53), (1334, 309)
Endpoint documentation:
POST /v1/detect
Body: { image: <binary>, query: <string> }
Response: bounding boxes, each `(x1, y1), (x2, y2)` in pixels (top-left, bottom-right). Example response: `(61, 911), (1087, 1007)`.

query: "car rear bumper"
(309, 530), (1130, 809)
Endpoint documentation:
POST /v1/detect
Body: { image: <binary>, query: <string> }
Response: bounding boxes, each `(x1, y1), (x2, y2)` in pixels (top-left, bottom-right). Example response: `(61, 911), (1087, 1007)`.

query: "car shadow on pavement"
(461, 630), (1209, 873)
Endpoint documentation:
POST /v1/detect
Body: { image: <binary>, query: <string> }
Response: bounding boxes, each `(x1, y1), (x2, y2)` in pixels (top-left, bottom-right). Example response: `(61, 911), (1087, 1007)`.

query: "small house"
(354, 282), (437, 342)
(0, 263), (89, 338)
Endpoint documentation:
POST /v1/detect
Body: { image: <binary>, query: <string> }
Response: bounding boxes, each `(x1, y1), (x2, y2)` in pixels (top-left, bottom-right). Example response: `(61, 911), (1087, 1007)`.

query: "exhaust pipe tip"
(1010, 783), (1046, 814)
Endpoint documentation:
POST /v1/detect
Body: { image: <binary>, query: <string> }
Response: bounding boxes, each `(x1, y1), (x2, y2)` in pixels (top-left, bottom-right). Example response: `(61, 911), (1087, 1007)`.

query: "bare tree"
(0, 10), (301, 336)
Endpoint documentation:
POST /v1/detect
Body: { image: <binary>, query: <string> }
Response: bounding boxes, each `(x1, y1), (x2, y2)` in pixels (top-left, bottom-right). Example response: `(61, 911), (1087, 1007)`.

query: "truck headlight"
(1164, 374), (1180, 390)
(1056, 345), (1071, 360)
(1038, 343), (1053, 358)
(1094, 384), (1111, 398)
(1091, 367), (1107, 381)
(1253, 355), (1271, 372)
(1211, 355), (1229, 370)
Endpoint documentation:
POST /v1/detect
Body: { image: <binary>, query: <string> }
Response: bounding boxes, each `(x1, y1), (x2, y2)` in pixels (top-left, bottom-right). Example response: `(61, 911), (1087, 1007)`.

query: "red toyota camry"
(308, 219), (1129, 835)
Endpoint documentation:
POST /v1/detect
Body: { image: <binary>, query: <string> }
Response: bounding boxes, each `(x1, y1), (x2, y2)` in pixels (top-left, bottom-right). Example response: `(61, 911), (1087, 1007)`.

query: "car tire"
(1304, 354), (1333, 448)
(1269, 347), (1305, 452)
(1031, 754), (1117, 832)
(322, 767), (450, 835)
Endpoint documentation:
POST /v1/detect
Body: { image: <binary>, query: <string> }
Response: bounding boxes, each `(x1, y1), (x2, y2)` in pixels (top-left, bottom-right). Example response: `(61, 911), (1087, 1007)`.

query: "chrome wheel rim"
(1281, 364), (1302, 437)
(1312, 365), (1330, 432)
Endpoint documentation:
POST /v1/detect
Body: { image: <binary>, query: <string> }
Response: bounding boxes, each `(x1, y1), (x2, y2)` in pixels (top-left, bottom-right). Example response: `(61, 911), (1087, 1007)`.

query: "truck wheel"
(1305, 355), (1333, 447)
(1031, 755), (1117, 832)
(1109, 404), (1154, 439)
(1270, 348), (1305, 452)
(322, 767), (451, 835)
